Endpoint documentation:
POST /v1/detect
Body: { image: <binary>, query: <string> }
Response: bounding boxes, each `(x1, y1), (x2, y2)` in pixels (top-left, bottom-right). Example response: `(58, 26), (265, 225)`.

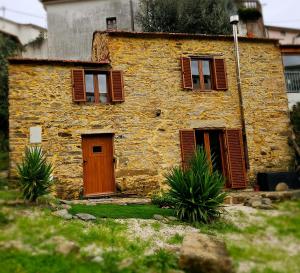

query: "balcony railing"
(285, 71), (300, 93)
(236, 0), (262, 12)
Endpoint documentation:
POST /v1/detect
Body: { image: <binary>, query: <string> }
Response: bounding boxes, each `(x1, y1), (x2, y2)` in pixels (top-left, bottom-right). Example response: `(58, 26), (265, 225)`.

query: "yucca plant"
(166, 147), (226, 223)
(17, 146), (53, 202)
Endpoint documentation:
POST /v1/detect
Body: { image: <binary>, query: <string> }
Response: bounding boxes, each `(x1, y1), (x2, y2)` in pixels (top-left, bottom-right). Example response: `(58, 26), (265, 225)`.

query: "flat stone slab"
(75, 213), (96, 221)
(179, 232), (234, 273)
(52, 209), (73, 220)
(60, 197), (151, 206)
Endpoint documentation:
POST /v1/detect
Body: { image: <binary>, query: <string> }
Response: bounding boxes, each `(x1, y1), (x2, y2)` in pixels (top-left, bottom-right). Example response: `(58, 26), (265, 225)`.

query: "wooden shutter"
(110, 70), (124, 102)
(213, 58), (228, 90)
(72, 69), (86, 102)
(180, 130), (196, 168)
(181, 57), (193, 89)
(226, 129), (247, 189)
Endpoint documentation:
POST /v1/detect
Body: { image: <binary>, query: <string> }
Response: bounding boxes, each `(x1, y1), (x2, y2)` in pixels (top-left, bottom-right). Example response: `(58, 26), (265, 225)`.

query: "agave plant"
(166, 147), (226, 223)
(17, 146), (53, 202)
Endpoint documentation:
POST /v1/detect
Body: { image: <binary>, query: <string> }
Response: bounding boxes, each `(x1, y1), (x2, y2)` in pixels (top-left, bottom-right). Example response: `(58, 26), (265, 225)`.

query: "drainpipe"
(230, 15), (250, 169)
(130, 0), (135, 31)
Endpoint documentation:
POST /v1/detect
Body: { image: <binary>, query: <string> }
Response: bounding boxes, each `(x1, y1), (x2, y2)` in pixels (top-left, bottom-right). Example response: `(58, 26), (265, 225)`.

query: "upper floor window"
(181, 56), (228, 91)
(191, 59), (213, 90)
(85, 72), (109, 103)
(107, 17), (117, 30)
(72, 69), (124, 103)
(283, 54), (300, 93)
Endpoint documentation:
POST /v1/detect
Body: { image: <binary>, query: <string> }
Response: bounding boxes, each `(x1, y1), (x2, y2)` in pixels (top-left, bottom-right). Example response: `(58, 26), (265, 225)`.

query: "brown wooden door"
(82, 134), (115, 196)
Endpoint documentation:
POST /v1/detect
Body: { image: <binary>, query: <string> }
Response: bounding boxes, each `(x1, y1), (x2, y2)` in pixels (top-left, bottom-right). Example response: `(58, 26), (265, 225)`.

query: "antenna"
(0, 6), (6, 18)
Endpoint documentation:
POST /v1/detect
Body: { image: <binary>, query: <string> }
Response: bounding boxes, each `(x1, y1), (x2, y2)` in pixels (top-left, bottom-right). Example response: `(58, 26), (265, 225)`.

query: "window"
(72, 69), (124, 103)
(191, 59), (213, 90)
(283, 55), (300, 93)
(106, 17), (117, 30)
(181, 57), (227, 91)
(85, 72), (109, 103)
(93, 146), (102, 153)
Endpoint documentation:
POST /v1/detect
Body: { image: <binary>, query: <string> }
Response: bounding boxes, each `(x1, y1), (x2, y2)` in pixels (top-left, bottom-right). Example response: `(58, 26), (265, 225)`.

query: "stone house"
(9, 31), (293, 199)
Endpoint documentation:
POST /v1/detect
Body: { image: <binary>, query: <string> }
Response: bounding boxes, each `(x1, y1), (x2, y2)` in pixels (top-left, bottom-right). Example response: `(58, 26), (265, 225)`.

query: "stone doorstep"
(224, 189), (300, 205)
(61, 197), (151, 206)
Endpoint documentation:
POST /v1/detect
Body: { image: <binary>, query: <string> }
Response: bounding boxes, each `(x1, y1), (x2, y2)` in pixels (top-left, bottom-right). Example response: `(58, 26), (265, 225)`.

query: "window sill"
(191, 89), (227, 93)
(74, 102), (112, 105)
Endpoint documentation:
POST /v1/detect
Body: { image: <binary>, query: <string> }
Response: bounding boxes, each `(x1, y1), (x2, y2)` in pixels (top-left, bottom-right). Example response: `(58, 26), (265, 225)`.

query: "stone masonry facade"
(9, 32), (294, 199)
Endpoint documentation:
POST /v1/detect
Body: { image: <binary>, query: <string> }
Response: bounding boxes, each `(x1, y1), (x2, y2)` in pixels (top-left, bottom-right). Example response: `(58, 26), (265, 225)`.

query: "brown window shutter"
(226, 129), (247, 189)
(180, 130), (196, 169)
(181, 57), (193, 89)
(72, 69), (86, 102)
(110, 70), (124, 102)
(213, 58), (228, 90)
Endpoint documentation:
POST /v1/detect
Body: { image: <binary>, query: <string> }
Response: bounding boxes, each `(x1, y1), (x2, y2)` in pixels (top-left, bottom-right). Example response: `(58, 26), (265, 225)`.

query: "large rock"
(275, 183), (289, 192)
(179, 233), (234, 273)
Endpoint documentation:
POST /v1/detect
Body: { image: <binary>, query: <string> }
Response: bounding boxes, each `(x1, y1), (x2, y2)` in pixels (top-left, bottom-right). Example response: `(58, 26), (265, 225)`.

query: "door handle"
(83, 160), (87, 163)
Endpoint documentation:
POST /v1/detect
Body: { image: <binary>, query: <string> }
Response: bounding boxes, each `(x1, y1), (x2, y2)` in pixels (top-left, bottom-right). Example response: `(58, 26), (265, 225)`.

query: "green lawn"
(69, 204), (175, 219)
(1, 189), (300, 273)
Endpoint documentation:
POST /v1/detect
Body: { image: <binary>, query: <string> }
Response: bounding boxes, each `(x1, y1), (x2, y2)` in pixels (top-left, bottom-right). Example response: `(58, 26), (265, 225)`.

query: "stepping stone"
(76, 213), (96, 221)
(52, 209), (73, 220)
(153, 214), (165, 221)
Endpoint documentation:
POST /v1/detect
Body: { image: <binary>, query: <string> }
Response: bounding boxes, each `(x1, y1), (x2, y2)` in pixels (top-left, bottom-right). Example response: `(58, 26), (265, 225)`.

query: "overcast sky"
(0, 0), (299, 29)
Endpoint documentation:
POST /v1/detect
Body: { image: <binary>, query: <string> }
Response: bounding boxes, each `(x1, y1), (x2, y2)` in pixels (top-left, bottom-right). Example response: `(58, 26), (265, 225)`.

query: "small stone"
(258, 204), (274, 210)
(261, 198), (272, 205)
(92, 256), (103, 263)
(61, 204), (71, 210)
(55, 241), (80, 255)
(118, 258), (134, 270)
(167, 216), (178, 221)
(153, 214), (165, 221)
(275, 183), (289, 192)
(251, 200), (262, 208)
(52, 209), (73, 220)
(76, 213), (96, 221)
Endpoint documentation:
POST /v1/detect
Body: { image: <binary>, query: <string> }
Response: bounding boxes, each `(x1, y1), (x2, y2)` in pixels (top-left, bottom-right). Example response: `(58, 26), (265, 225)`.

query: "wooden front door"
(82, 134), (115, 196)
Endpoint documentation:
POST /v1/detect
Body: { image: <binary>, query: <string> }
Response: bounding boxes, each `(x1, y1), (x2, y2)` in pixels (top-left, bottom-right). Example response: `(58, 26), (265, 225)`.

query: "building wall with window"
(42, 0), (140, 61)
(9, 32), (293, 199)
(281, 46), (300, 108)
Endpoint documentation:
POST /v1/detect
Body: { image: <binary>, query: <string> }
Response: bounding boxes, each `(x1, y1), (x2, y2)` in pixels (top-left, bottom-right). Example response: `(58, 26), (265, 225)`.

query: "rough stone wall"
(9, 35), (293, 199)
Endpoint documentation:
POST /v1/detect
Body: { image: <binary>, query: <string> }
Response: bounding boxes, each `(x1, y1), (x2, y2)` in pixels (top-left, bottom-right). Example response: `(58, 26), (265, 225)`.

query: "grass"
(0, 190), (21, 201)
(194, 219), (241, 235)
(0, 204), (179, 273)
(222, 200), (300, 273)
(1, 189), (300, 273)
(69, 204), (175, 219)
(0, 249), (179, 273)
(0, 250), (102, 273)
(0, 151), (8, 171)
(166, 233), (183, 245)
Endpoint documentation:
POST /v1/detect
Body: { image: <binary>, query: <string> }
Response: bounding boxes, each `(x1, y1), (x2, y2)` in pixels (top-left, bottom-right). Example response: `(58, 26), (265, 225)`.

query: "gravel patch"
(116, 218), (198, 252)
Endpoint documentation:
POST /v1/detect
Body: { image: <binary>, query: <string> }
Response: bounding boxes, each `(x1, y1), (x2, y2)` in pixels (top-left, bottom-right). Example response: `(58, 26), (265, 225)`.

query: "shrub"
(151, 192), (176, 208)
(166, 147), (226, 223)
(17, 147), (53, 202)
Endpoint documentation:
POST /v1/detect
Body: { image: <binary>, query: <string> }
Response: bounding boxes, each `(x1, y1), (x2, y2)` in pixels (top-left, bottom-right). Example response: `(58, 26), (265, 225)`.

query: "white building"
(0, 16), (48, 58)
(266, 25), (300, 45)
(41, 0), (140, 60)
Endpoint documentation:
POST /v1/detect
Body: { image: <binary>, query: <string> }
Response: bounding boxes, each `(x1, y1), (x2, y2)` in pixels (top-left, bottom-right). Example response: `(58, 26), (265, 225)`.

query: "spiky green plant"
(17, 147), (53, 202)
(166, 147), (226, 223)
